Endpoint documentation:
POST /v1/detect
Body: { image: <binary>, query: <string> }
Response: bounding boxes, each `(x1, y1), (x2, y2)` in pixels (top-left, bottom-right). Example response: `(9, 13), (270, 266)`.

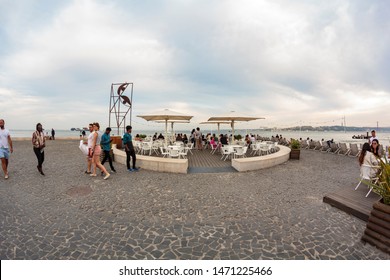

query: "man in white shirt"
(0, 119), (13, 179)
(369, 130), (378, 144)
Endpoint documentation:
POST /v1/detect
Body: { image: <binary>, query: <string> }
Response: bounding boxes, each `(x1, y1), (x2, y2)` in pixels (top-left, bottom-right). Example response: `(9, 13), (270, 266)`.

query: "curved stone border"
(232, 145), (291, 172)
(112, 145), (188, 174)
(113, 144), (290, 173)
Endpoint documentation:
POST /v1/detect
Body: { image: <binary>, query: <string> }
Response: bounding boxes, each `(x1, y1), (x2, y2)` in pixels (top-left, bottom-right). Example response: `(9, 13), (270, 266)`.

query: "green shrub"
(290, 139), (300, 149)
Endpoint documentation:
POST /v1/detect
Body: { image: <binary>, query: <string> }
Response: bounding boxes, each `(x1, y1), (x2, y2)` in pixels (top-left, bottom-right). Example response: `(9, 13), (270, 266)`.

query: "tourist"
(176, 133), (183, 142)
(371, 139), (380, 157)
(195, 127), (203, 150)
(369, 130), (378, 144)
(0, 119), (13, 179)
(210, 136), (217, 149)
(359, 143), (379, 177)
(51, 128), (55, 140)
(182, 134), (188, 144)
(100, 127), (116, 173)
(84, 123), (94, 174)
(157, 133), (164, 140)
(190, 129), (196, 146)
(32, 123), (46, 175)
(123, 125), (139, 172)
(90, 122), (110, 179)
(220, 134), (228, 145)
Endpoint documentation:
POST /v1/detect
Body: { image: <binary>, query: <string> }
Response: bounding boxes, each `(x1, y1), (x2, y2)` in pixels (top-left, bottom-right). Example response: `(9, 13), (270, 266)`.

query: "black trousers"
(126, 150), (136, 169)
(33, 147), (45, 167)
(101, 150), (115, 171)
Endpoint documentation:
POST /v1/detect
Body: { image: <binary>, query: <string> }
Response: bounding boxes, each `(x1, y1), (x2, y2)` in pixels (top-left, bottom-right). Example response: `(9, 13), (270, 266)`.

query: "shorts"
(0, 148), (10, 159)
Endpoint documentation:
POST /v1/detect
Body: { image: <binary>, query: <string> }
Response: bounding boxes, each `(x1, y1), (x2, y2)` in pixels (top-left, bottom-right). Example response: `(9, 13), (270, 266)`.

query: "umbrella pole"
(231, 121), (235, 144)
(165, 120), (168, 147)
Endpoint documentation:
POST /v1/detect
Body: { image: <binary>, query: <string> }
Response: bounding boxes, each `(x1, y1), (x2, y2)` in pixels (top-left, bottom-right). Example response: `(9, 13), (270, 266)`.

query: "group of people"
(358, 130), (383, 177)
(83, 123), (139, 178)
(0, 118), (143, 180)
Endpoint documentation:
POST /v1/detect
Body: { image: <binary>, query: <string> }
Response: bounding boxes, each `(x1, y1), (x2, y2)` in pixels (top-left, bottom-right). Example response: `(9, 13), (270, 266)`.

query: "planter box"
(290, 149), (300, 160)
(361, 201), (390, 254)
(111, 136), (122, 150)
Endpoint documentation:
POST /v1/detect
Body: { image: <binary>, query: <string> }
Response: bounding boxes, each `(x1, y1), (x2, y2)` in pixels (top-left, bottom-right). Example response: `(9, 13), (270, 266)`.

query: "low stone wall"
(232, 145), (291, 172)
(112, 145), (188, 174)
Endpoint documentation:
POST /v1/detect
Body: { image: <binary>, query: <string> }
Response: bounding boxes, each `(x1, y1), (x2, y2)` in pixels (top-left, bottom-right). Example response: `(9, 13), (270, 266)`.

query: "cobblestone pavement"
(0, 140), (389, 260)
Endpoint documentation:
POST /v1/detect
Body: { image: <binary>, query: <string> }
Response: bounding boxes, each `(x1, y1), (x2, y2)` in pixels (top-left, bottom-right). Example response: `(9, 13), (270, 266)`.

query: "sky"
(0, 0), (390, 131)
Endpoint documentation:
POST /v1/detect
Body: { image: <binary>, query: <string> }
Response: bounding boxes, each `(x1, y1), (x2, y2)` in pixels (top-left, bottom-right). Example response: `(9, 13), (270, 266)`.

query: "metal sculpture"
(117, 83), (132, 106)
(109, 82), (134, 135)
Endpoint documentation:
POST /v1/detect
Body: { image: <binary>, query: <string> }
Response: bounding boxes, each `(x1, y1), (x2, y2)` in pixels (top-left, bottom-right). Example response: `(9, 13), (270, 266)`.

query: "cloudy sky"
(1, 0), (389, 131)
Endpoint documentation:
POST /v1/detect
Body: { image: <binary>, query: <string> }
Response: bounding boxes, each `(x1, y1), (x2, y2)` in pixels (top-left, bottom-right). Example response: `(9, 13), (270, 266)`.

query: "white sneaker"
(104, 173), (110, 180)
(5, 174), (9, 179)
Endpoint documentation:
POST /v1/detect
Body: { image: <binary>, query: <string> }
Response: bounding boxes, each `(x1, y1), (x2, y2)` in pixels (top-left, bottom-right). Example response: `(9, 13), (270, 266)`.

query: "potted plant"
(289, 139), (301, 160)
(361, 158), (390, 254)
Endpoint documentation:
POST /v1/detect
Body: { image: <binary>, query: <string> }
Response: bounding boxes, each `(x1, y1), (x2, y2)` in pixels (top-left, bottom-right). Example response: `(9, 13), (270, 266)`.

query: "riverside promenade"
(0, 140), (388, 259)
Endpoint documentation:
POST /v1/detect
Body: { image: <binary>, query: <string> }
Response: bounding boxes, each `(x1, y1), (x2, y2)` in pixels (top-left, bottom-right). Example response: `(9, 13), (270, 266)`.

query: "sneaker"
(127, 168), (134, 172)
(5, 174), (9, 179)
(111, 169), (116, 173)
(84, 171), (91, 174)
(132, 167), (140, 172)
(103, 173), (110, 180)
(90, 174), (97, 177)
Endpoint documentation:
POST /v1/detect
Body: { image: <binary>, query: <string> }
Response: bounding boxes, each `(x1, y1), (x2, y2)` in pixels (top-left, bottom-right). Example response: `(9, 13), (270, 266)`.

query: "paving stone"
(0, 142), (389, 260)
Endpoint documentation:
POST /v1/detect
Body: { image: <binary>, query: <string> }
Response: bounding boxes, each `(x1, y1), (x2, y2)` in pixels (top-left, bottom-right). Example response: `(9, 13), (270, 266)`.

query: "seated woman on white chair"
(358, 142), (379, 177)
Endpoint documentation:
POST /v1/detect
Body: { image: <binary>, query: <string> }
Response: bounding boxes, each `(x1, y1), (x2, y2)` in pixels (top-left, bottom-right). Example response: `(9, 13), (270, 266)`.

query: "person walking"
(0, 119), (13, 179)
(32, 123), (46, 175)
(195, 127), (203, 150)
(123, 125), (139, 172)
(84, 123), (94, 174)
(100, 127), (116, 173)
(90, 122), (110, 179)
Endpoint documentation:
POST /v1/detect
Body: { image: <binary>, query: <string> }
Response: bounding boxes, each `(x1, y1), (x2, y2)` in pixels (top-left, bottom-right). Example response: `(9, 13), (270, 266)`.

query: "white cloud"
(0, 0), (390, 130)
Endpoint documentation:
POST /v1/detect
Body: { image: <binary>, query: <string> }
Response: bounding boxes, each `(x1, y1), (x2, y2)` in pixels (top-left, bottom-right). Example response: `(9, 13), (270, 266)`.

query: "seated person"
(176, 133), (183, 142)
(371, 139), (380, 157)
(157, 133), (164, 140)
(210, 137), (217, 149)
(182, 134), (188, 144)
(220, 134), (228, 145)
(359, 142), (379, 177)
(134, 134), (142, 141)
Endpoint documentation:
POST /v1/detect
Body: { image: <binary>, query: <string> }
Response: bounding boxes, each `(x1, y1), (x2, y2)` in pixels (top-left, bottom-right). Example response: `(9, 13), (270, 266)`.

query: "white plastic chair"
(251, 142), (261, 155)
(185, 143), (194, 155)
(168, 148), (180, 158)
(355, 164), (380, 197)
(221, 146), (233, 161)
(210, 144), (218, 154)
(259, 144), (269, 156)
(141, 142), (152, 155)
(179, 147), (188, 159)
(159, 147), (169, 158)
(234, 146), (247, 158)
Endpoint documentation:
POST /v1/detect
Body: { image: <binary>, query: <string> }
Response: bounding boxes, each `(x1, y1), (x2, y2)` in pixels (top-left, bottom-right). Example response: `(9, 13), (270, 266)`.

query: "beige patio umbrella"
(208, 111), (265, 143)
(199, 121), (231, 136)
(137, 109), (193, 146)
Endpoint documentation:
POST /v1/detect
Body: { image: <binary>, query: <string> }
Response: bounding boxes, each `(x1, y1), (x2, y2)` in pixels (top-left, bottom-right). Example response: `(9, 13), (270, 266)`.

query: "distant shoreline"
(12, 137), (81, 141)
